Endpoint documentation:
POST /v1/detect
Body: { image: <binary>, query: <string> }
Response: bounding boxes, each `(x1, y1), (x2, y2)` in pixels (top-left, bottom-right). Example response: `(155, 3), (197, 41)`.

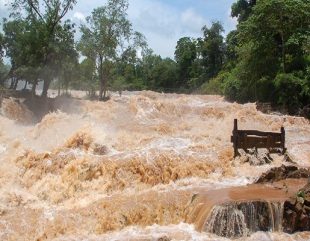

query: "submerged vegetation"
(0, 0), (309, 114)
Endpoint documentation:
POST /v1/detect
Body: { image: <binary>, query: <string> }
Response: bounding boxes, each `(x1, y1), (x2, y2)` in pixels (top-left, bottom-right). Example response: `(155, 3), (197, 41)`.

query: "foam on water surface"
(0, 91), (309, 240)
(0, 144), (6, 154)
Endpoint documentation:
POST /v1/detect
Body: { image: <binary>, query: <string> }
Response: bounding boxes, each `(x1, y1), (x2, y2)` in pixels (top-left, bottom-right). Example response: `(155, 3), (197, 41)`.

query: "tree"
(174, 37), (197, 88)
(0, 32), (9, 86)
(225, 30), (239, 68)
(201, 21), (225, 79)
(151, 58), (178, 91)
(222, 0), (310, 111)
(71, 58), (98, 96)
(138, 49), (161, 89)
(231, 0), (256, 22)
(3, 17), (77, 95)
(274, 73), (310, 112)
(239, 0), (310, 74)
(0, 32), (4, 61)
(9, 0), (77, 97)
(3, 19), (42, 92)
(78, 0), (133, 100)
(113, 31), (148, 90)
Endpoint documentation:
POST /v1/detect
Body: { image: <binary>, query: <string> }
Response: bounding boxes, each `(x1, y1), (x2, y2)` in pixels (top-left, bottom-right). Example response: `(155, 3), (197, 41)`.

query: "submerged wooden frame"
(231, 119), (286, 157)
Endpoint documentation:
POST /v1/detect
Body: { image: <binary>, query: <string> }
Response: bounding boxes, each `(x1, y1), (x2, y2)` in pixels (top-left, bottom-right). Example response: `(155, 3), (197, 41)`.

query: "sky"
(0, 0), (237, 58)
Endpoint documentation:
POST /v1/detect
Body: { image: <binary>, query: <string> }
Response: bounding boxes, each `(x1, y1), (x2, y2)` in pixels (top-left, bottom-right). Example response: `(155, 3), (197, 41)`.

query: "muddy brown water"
(0, 90), (309, 240)
(187, 179), (307, 232)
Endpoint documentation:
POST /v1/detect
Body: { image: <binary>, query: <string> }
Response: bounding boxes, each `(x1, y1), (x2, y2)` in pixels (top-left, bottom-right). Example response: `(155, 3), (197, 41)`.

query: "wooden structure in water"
(231, 119), (286, 157)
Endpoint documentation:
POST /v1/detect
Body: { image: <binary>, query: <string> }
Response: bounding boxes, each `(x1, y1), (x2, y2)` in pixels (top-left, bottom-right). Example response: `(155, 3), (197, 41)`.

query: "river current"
(0, 91), (309, 240)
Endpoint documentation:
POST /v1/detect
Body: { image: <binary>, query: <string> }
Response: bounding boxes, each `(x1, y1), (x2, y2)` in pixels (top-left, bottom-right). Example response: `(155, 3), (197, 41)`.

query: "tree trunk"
(23, 80), (28, 90)
(98, 56), (104, 100)
(103, 74), (107, 98)
(31, 80), (37, 96)
(99, 79), (104, 100)
(10, 77), (16, 89)
(42, 78), (52, 98)
(13, 78), (18, 90)
(58, 79), (61, 96)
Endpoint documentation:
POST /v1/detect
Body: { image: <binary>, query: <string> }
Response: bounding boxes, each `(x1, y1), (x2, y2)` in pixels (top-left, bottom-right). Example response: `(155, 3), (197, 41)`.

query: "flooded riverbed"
(0, 91), (309, 240)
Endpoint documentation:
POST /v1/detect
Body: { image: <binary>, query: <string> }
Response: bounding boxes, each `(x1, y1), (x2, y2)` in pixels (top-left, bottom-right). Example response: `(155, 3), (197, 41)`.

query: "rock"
(304, 197), (310, 207)
(298, 104), (310, 119)
(288, 169), (310, 179)
(157, 236), (171, 241)
(239, 154), (250, 164)
(283, 181), (310, 233)
(92, 143), (108, 155)
(256, 165), (310, 183)
(283, 208), (298, 233)
(300, 213), (310, 231)
(237, 149), (274, 166)
(284, 153), (296, 164)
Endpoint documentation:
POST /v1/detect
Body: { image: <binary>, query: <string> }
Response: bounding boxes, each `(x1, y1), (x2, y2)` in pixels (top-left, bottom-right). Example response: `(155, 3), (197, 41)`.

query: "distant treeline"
(0, 0), (309, 115)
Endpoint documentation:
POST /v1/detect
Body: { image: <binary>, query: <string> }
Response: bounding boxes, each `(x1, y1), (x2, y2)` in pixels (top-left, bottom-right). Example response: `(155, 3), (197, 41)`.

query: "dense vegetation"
(0, 0), (309, 114)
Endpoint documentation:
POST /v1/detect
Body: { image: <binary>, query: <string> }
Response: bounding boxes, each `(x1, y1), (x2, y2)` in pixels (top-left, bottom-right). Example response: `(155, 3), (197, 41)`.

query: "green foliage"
(218, 0), (310, 115)
(111, 76), (126, 91)
(223, 75), (242, 102)
(70, 58), (98, 96)
(3, 0), (77, 95)
(0, 32), (4, 60)
(150, 58), (178, 91)
(224, 30), (239, 69)
(238, 0), (310, 74)
(174, 37), (197, 88)
(231, 0), (256, 22)
(200, 72), (230, 95)
(78, 0), (147, 99)
(0, 63), (10, 86)
(200, 21), (225, 79)
(1, 0), (308, 116)
(274, 73), (310, 112)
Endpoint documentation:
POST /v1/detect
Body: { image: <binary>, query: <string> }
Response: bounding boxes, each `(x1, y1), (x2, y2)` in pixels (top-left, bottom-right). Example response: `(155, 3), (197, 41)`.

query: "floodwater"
(0, 91), (309, 240)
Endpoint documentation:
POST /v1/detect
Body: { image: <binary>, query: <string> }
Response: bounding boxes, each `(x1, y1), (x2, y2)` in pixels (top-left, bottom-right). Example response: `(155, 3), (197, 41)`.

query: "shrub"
(274, 73), (310, 113)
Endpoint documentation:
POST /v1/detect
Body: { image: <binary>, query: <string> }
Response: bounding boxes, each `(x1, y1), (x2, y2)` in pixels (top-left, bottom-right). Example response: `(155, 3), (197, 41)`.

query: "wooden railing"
(231, 119), (286, 157)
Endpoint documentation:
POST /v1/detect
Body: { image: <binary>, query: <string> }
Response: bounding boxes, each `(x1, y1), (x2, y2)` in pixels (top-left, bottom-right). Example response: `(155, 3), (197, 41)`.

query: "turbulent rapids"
(0, 91), (310, 240)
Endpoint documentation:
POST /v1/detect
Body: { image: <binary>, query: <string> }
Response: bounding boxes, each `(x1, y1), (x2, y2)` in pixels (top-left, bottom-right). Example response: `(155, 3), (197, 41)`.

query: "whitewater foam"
(0, 91), (309, 240)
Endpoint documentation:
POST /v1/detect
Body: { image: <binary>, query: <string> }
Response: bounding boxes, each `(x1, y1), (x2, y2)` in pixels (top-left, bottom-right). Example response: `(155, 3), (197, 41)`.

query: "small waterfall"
(268, 202), (284, 232)
(204, 201), (284, 238)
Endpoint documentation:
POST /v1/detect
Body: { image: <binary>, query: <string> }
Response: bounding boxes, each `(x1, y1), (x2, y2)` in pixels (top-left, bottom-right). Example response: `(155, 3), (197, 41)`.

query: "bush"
(200, 72), (229, 95)
(223, 76), (242, 101)
(274, 73), (310, 113)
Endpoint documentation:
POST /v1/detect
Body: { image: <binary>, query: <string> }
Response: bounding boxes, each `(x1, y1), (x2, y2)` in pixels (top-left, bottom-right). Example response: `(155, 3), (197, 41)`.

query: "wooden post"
(233, 119), (238, 157)
(281, 126), (286, 154)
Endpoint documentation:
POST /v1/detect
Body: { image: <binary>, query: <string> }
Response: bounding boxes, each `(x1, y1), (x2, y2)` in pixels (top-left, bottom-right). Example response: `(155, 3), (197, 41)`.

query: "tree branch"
(27, 0), (44, 21)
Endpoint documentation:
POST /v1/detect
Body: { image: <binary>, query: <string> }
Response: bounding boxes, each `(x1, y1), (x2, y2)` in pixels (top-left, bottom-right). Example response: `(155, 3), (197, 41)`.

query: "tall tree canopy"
(174, 37), (197, 88)
(5, 0), (77, 96)
(231, 0), (256, 22)
(78, 0), (146, 99)
(0, 0), (308, 117)
(200, 21), (225, 79)
(222, 0), (310, 113)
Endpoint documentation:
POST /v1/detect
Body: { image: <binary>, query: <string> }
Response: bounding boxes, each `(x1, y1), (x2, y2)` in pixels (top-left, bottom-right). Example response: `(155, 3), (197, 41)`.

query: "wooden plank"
(231, 119), (286, 157)
(237, 130), (282, 137)
(237, 137), (283, 149)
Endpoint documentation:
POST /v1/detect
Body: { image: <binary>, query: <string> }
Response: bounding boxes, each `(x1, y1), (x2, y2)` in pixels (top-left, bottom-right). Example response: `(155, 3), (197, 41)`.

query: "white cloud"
(181, 8), (209, 34)
(127, 0), (209, 57)
(0, 0), (9, 7)
(0, 0), (9, 20)
(224, 8), (237, 35)
(0, 0), (236, 58)
(73, 11), (86, 22)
